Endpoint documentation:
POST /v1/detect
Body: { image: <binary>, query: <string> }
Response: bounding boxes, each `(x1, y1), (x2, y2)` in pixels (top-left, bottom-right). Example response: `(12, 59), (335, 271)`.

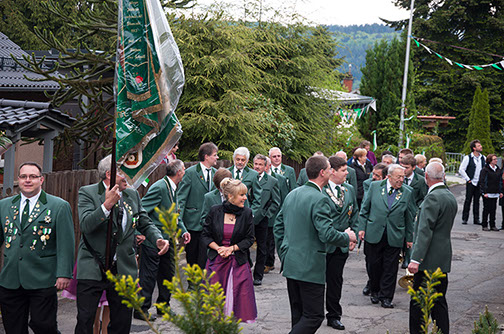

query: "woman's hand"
(217, 246), (234, 258)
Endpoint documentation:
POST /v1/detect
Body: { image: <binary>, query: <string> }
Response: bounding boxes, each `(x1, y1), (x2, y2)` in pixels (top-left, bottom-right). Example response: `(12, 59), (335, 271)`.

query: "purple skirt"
(206, 255), (257, 323)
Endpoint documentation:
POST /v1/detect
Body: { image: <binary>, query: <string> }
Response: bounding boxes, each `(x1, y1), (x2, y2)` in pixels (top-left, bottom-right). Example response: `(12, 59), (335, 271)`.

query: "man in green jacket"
(136, 159), (190, 321)
(269, 147), (297, 191)
(335, 151), (358, 191)
(228, 147), (262, 217)
(274, 156), (357, 334)
(0, 162), (74, 334)
(252, 154), (280, 286)
(297, 151), (325, 187)
(324, 156), (359, 331)
(75, 155), (169, 334)
(177, 142), (219, 269)
(358, 164), (416, 309)
(408, 162), (457, 334)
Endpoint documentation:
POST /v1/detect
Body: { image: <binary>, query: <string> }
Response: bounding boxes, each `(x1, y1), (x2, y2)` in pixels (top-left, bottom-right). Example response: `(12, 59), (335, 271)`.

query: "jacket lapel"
(196, 163), (209, 189)
(390, 186), (404, 211)
(9, 195), (21, 230)
(380, 180), (388, 209)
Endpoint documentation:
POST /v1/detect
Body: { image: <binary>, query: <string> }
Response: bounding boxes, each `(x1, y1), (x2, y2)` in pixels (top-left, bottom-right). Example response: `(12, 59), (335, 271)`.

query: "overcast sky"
(195, 0), (411, 26)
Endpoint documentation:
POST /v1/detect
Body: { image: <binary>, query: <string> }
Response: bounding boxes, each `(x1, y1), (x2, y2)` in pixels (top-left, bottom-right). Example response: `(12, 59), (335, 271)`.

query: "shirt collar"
(21, 190), (42, 206)
(308, 181), (322, 192)
(427, 181), (445, 194)
(167, 176), (177, 191)
(386, 179), (395, 193)
(200, 162), (211, 172)
(329, 180), (342, 188)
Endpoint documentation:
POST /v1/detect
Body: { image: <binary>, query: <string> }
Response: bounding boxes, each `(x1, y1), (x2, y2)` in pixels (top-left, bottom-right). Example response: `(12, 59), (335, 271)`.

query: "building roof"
(0, 32), (60, 91)
(0, 99), (75, 138)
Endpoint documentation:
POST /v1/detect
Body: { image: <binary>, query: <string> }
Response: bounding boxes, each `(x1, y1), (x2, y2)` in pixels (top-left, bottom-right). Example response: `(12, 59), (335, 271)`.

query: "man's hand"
(408, 262), (419, 274)
(344, 227), (357, 243)
(484, 194), (489, 198)
(55, 277), (71, 290)
(103, 184), (121, 211)
(358, 230), (365, 241)
(406, 242), (413, 248)
(182, 232), (191, 245)
(136, 235), (146, 245)
(156, 239), (170, 255)
(349, 241), (357, 251)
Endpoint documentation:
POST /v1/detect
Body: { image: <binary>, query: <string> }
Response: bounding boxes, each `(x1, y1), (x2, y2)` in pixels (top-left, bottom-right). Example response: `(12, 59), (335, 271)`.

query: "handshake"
(344, 227), (357, 251)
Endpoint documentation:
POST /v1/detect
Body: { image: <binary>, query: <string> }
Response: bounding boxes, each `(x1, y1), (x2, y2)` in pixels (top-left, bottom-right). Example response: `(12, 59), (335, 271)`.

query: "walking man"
(75, 155), (169, 334)
(269, 147), (297, 191)
(408, 162), (457, 334)
(135, 160), (191, 320)
(274, 156), (356, 334)
(459, 139), (485, 225)
(0, 162), (74, 334)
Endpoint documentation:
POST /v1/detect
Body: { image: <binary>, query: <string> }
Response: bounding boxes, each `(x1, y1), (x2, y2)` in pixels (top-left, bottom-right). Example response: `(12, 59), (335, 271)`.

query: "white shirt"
(20, 190), (42, 222)
(167, 176), (177, 195)
(427, 181), (445, 194)
(200, 162), (212, 183)
(386, 180), (396, 194)
(234, 168), (243, 179)
(328, 180), (342, 196)
(272, 164), (281, 174)
(258, 172), (264, 182)
(459, 153), (484, 185)
(404, 174), (413, 186)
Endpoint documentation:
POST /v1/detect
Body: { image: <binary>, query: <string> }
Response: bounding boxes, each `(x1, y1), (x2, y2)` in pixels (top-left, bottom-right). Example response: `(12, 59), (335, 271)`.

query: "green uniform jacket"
(270, 172), (289, 227)
(77, 182), (162, 281)
(255, 173), (281, 224)
(412, 185), (457, 273)
(200, 189), (225, 227)
(323, 183), (359, 254)
(358, 180), (416, 248)
(272, 163), (297, 191)
(0, 191), (74, 289)
(346, 166), (358, 192)
(177, 163), (217, 232)
(228, 166), (262, 218)
(274, 182), (350, 285)
(414, 167), (425, 177)
(141, 176), (188, 249)
(407, 172), (428, 208)
(296, 168), (308, 187)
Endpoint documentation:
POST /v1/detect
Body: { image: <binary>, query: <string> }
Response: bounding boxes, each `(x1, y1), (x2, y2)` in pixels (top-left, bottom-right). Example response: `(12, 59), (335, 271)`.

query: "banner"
(115, 0), (184, 188)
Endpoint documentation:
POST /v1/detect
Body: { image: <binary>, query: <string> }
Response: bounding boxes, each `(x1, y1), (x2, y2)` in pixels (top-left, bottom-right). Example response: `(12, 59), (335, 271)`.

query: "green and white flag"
(115, 0), (184, 188)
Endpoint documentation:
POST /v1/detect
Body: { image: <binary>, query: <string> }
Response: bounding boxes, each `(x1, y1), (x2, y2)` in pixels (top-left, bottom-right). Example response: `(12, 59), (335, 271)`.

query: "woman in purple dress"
(201, 178), (257, 323)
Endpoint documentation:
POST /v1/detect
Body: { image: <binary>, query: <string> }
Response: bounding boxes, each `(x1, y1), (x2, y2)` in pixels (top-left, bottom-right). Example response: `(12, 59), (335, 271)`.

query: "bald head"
(335, 151), (347, 160)
(425, 162), (444, 186)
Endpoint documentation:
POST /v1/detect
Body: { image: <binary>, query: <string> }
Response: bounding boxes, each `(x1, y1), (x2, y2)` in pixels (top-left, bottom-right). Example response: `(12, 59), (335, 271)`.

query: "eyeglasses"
(19, 174), (42, 180)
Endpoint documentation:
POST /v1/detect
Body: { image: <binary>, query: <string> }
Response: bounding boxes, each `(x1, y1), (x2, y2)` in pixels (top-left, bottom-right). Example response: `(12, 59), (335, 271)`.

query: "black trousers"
(185, 230), (207, 269)
(325, 248), (349, 321)
(462, 182), (480, 223)
(75, 279), (132, 334)
(265, 226), (275, 267)
(366, 232), (401, 301)
(286, 278), (325, 334)
(138, 243), (175, 312)
(0, 285), (58, 334)
(253, 218), (269, 281)
(482, 197), (498, 228)
(410, 272), (449, 334)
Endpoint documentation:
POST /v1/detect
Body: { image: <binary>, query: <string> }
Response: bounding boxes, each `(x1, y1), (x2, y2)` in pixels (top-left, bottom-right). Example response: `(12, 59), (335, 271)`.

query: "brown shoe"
(264, 265), (275, 273)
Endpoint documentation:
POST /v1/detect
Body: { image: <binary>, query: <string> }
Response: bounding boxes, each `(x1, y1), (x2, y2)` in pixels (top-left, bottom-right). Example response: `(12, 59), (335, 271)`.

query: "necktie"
(21, 199), (30, 228)
(274, 167), (279, 174)
(335, 185), (341, 198)
(407, 178), (411, 186)
(388, 188), (394, 196)
(236, 169), (241, 180)
(206, 168), (212, 191)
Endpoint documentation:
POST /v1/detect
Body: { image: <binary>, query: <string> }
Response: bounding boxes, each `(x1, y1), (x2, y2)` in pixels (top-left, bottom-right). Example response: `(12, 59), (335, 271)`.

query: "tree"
(464, 87), (494, 154)
(358, 36), (416, 146)
(389, 0), (504, 152)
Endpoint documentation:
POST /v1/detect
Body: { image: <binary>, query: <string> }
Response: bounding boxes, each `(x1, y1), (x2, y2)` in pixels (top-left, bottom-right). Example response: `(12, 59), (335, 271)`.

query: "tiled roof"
(0, 32), (60, 91)
(0, 99), (75, 130)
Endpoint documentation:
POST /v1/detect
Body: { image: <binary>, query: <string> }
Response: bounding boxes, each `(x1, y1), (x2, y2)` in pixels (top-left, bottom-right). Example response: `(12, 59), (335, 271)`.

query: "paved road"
(3, 183), (504, 333)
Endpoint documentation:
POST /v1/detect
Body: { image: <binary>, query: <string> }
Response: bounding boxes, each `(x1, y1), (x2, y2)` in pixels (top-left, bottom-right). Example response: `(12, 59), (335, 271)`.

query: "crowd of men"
(0, 142), (462, 334)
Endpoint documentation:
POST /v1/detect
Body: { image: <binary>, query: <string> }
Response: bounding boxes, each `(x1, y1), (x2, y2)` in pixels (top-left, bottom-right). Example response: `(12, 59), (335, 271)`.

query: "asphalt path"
(2, 183), (503, 334)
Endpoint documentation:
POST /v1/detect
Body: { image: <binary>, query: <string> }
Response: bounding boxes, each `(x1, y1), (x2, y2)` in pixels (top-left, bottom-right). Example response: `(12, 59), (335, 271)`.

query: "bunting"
(412, 36), (504, 71)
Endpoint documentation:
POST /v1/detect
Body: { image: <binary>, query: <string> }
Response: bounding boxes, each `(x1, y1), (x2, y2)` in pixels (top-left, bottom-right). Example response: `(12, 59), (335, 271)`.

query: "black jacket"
(201, 205), (255, 266)
(479, 164), (503, 195)
(352, 159), (373, 200)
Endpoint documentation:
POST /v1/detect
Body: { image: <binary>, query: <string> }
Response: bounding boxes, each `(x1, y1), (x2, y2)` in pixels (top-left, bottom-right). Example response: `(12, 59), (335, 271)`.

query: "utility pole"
(399, 0), (415, 148)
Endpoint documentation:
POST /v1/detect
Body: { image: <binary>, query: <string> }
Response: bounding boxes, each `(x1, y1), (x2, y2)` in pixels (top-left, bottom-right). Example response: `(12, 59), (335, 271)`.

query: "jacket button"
(19, 244), (23, 248)
(19, 257), (22, 261)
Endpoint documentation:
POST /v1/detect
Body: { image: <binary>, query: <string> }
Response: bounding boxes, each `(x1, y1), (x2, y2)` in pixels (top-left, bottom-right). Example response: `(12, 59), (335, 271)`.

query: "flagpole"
(399, 0), (415, 148)
(105, 126), (117, 270)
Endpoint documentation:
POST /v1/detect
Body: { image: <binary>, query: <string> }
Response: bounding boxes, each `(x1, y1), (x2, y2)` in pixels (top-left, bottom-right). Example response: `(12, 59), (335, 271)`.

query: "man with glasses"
(0, 162), (75, 333)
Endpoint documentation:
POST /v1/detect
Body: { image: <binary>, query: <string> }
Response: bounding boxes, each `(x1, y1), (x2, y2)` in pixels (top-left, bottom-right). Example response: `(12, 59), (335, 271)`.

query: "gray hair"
(269, 147), (281, 156)
(382, 154), (396, 163)
(253, 154), (267, 163)
(387, 163), (405, 175)
(335, 151), (347, 160)
(233, 147), (250, 161)
(98, 155), (112, 180)
(166, 159), (184, 176)
(425, 162), (444, 180)
(266, 157), (271, 165)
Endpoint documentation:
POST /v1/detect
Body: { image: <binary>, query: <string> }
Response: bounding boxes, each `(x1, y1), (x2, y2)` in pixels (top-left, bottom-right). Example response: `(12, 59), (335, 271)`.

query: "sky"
(195, 0), (411, 26)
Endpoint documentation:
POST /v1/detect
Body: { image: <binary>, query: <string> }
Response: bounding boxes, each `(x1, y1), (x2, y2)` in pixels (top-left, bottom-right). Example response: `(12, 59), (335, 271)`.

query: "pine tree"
(464, 87), (494, 154)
